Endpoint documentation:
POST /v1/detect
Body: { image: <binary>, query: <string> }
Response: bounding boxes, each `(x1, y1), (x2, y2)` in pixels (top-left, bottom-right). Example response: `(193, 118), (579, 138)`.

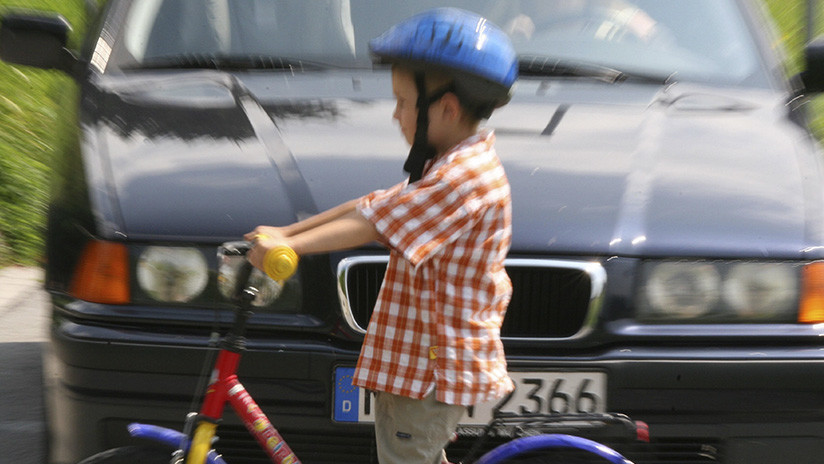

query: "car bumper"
(46, 316), (824, 464)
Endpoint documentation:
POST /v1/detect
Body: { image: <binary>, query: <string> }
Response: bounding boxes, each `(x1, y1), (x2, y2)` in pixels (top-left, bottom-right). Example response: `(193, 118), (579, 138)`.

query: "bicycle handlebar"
(262, 245), (299, 281)
(249, 235), (299, 282)
(218, 241), (299, 303)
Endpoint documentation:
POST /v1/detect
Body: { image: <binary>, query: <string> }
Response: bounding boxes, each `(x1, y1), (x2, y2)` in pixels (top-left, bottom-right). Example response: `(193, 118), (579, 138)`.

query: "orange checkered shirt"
(353, 130), (514, 406)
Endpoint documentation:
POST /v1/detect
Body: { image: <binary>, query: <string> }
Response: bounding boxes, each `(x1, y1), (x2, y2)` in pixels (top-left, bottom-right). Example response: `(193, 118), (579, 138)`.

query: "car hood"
(86, 71), (824, 258)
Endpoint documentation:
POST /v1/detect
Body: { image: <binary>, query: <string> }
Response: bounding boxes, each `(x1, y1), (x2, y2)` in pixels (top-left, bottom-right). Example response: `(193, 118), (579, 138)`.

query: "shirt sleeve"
(357, 171), (482, 267)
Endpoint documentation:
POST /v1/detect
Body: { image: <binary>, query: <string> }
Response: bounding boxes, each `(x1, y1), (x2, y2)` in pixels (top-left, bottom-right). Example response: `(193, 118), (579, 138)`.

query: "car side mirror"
(801, 35), (824, 93)
(0, 13), (76, 75)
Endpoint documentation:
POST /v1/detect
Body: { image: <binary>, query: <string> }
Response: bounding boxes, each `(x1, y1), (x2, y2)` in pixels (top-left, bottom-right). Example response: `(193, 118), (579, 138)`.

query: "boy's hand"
(244, 226), (289, 272)
(243, 225), (287, 243)
(247, 234), (300, 281)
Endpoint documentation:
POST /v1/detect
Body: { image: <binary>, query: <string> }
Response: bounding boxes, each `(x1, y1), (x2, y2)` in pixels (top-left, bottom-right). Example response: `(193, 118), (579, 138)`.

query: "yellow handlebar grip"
(263, 245), (299, 281)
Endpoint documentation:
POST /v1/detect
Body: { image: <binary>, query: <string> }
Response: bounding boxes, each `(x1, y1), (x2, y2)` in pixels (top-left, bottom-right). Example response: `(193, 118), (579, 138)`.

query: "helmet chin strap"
(403, 73), (452, 183)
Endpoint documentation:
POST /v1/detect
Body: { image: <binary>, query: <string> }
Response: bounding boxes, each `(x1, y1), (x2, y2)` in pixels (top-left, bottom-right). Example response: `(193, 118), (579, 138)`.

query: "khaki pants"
(374, 390), (467, 464)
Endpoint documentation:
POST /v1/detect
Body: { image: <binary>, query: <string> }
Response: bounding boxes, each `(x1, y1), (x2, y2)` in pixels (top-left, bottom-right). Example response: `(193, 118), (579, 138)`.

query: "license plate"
(333, 367), (606, 425)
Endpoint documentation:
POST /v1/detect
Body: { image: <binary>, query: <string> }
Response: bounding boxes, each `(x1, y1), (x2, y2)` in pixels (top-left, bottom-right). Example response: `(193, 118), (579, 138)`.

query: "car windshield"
(105, 0), (768, 88)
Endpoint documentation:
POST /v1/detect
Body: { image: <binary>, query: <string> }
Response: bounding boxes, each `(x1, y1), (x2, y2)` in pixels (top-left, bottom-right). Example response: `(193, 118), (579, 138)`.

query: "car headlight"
(638, 260), (799, 322)
(723, 263), (796, 318)
(137, 246), (209, 303)
(643, 261), (720, 319)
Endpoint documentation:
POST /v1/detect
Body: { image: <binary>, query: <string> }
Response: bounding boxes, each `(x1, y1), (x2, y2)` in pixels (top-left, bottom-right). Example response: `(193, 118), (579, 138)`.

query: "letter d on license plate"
(333, 367), (375, 422)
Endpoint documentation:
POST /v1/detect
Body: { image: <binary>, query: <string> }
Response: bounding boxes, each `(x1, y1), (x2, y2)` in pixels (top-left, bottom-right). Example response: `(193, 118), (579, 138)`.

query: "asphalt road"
(1, 266), (50, 464)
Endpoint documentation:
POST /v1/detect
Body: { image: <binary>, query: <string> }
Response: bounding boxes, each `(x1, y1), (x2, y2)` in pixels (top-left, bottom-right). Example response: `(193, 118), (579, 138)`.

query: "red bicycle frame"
(183, 245), (301, 464)
(193, 347), (301, 464)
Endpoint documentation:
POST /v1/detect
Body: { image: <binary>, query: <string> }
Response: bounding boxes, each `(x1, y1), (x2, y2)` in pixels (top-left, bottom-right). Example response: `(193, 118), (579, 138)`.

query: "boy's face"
(391, 69), (418, 146)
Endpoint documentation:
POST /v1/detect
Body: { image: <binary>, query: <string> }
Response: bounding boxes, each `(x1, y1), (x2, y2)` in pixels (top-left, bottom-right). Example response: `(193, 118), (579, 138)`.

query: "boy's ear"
(439, 92), (464, 121)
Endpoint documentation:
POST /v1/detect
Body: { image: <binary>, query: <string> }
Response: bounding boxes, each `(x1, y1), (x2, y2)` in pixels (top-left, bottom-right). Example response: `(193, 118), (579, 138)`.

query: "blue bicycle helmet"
(370, 8), (518, 182)
(370, 7), (518, 116)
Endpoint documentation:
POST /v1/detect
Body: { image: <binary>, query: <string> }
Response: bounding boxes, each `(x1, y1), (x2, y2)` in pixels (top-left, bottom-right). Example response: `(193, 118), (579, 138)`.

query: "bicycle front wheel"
(76, 445), (175, 464)
(474, 434), (632, 464)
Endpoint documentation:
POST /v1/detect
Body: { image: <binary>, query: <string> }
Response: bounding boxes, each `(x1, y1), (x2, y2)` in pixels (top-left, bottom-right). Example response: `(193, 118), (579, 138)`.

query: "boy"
(246, 8), (518, 464)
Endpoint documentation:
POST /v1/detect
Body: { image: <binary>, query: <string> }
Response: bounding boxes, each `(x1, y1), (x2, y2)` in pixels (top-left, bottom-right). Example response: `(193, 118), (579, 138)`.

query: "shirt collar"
(421, 129), (495, 178)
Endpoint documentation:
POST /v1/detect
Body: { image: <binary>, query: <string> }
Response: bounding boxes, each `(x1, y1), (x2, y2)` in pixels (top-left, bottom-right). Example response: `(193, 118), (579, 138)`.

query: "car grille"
(336, 257), (606, 339)
(215, 426), (723, 464)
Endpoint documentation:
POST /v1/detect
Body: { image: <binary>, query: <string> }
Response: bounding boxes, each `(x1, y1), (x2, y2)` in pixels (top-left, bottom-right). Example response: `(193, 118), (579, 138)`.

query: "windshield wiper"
(518, 56), (673, 85)
(126, 54), (329, 71)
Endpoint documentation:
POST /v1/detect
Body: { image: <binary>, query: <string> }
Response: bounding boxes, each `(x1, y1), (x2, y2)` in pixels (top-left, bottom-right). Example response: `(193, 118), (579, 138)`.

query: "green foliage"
(0, 0), (822, 266)
(763, 0), (824, 139)
(0, 68), (61, 265)
(0, 0), (87, 265)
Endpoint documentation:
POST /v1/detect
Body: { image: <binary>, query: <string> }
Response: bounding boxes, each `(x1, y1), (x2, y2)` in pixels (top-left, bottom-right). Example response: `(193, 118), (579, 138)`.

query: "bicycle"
(77, 241), (643, 464)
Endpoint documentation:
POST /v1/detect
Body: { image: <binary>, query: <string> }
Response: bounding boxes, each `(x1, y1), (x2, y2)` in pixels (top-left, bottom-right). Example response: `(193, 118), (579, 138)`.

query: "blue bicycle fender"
(474, 433), (633, 464)
(127, 423), (228, 464)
